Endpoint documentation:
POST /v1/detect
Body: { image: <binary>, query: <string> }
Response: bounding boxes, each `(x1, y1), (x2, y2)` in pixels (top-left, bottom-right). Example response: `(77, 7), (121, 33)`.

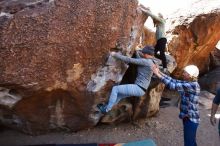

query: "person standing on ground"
(152, 64), (200, 146)
(210, 88), (220, 137)
(97, 46), (159, 114)
(140, 5), (168, 73)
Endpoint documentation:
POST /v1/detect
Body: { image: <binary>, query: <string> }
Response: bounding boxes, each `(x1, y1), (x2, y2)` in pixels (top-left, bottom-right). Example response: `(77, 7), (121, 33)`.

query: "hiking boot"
(97, 103), (107, 114)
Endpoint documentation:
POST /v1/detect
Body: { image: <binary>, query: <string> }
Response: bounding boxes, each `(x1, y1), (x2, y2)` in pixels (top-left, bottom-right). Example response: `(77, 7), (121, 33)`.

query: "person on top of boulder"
(140, 5), (168, 74)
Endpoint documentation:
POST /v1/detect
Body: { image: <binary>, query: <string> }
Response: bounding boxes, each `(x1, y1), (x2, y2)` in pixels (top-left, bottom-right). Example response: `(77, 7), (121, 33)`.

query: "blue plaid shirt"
(161, 74), (200, 123)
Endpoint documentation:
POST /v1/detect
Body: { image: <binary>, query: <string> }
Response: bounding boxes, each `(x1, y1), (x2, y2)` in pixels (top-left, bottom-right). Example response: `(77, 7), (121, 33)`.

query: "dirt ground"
(0, 105), (219, 146)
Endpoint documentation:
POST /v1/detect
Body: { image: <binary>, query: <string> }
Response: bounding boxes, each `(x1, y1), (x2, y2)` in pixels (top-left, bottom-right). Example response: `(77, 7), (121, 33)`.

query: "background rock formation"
(209, 47), (220, 69)
(167, 10), (220, 77)
(199, 47), (220, 94)
(199, 67), (220, 94)
(167, 10), (220, 93)
(142, 1), (220, 78)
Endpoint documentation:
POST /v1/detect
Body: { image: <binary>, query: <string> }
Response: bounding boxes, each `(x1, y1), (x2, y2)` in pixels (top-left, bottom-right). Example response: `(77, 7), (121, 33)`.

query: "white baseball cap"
(183, 65), (199, 78)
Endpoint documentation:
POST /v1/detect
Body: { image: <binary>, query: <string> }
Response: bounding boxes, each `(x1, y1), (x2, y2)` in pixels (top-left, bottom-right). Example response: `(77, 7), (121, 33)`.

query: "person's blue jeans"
(183, 119), (199, 146)
(106, 84), (145, 112)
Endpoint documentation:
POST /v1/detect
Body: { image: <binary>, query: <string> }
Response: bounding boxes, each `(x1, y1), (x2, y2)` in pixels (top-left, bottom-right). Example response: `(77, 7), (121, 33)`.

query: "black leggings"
(154, 38), (167, 68)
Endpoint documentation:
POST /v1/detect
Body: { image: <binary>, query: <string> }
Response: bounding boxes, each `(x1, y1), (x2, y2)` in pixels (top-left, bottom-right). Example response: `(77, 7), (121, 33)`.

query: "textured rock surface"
(141, 27), (156, 47)
(167, 10), (220, 77)
(199, 67), (220, 94)
(209, 47), (220, 70)
(199, 47), (220, 94)
(0, 0), (150, 134)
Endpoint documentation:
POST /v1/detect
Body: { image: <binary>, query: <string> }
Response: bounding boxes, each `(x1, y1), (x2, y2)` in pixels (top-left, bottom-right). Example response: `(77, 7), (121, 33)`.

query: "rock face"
(0, 0), (150, 134)
(209, 47), (220, 70)
(141, 28), (156, 47)
(199, 67), (220, 94)
(199, 48), (220, 94)
(168, 11), (220, 76)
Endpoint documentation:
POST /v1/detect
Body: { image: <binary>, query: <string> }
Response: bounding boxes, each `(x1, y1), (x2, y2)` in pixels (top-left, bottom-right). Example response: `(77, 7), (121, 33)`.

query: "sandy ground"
(0, 106), (219, 146)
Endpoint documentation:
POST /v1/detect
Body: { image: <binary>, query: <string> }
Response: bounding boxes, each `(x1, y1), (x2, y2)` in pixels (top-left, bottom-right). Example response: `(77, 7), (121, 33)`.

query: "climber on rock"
(140, 5), (169, 74)
(97, 45), (160, 114)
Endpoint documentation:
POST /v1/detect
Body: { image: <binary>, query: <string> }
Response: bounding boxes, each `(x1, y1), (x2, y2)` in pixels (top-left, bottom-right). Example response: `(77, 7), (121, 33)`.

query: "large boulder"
(0, 0), (150, 134)
(199, 47), (220, 94)
(199, 67), (220, 94)
(168, 9), (220, 76)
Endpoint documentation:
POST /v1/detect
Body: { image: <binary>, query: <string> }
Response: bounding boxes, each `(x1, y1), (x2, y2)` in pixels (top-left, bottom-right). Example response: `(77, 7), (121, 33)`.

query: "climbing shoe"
(97, 103), (107, 114)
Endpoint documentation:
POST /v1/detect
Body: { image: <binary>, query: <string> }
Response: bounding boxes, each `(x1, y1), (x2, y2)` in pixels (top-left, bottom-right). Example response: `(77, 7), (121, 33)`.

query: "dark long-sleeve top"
(160, 74), (200, 123)
(113, 51), (159, 90)
(213, 88), (220, 105)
